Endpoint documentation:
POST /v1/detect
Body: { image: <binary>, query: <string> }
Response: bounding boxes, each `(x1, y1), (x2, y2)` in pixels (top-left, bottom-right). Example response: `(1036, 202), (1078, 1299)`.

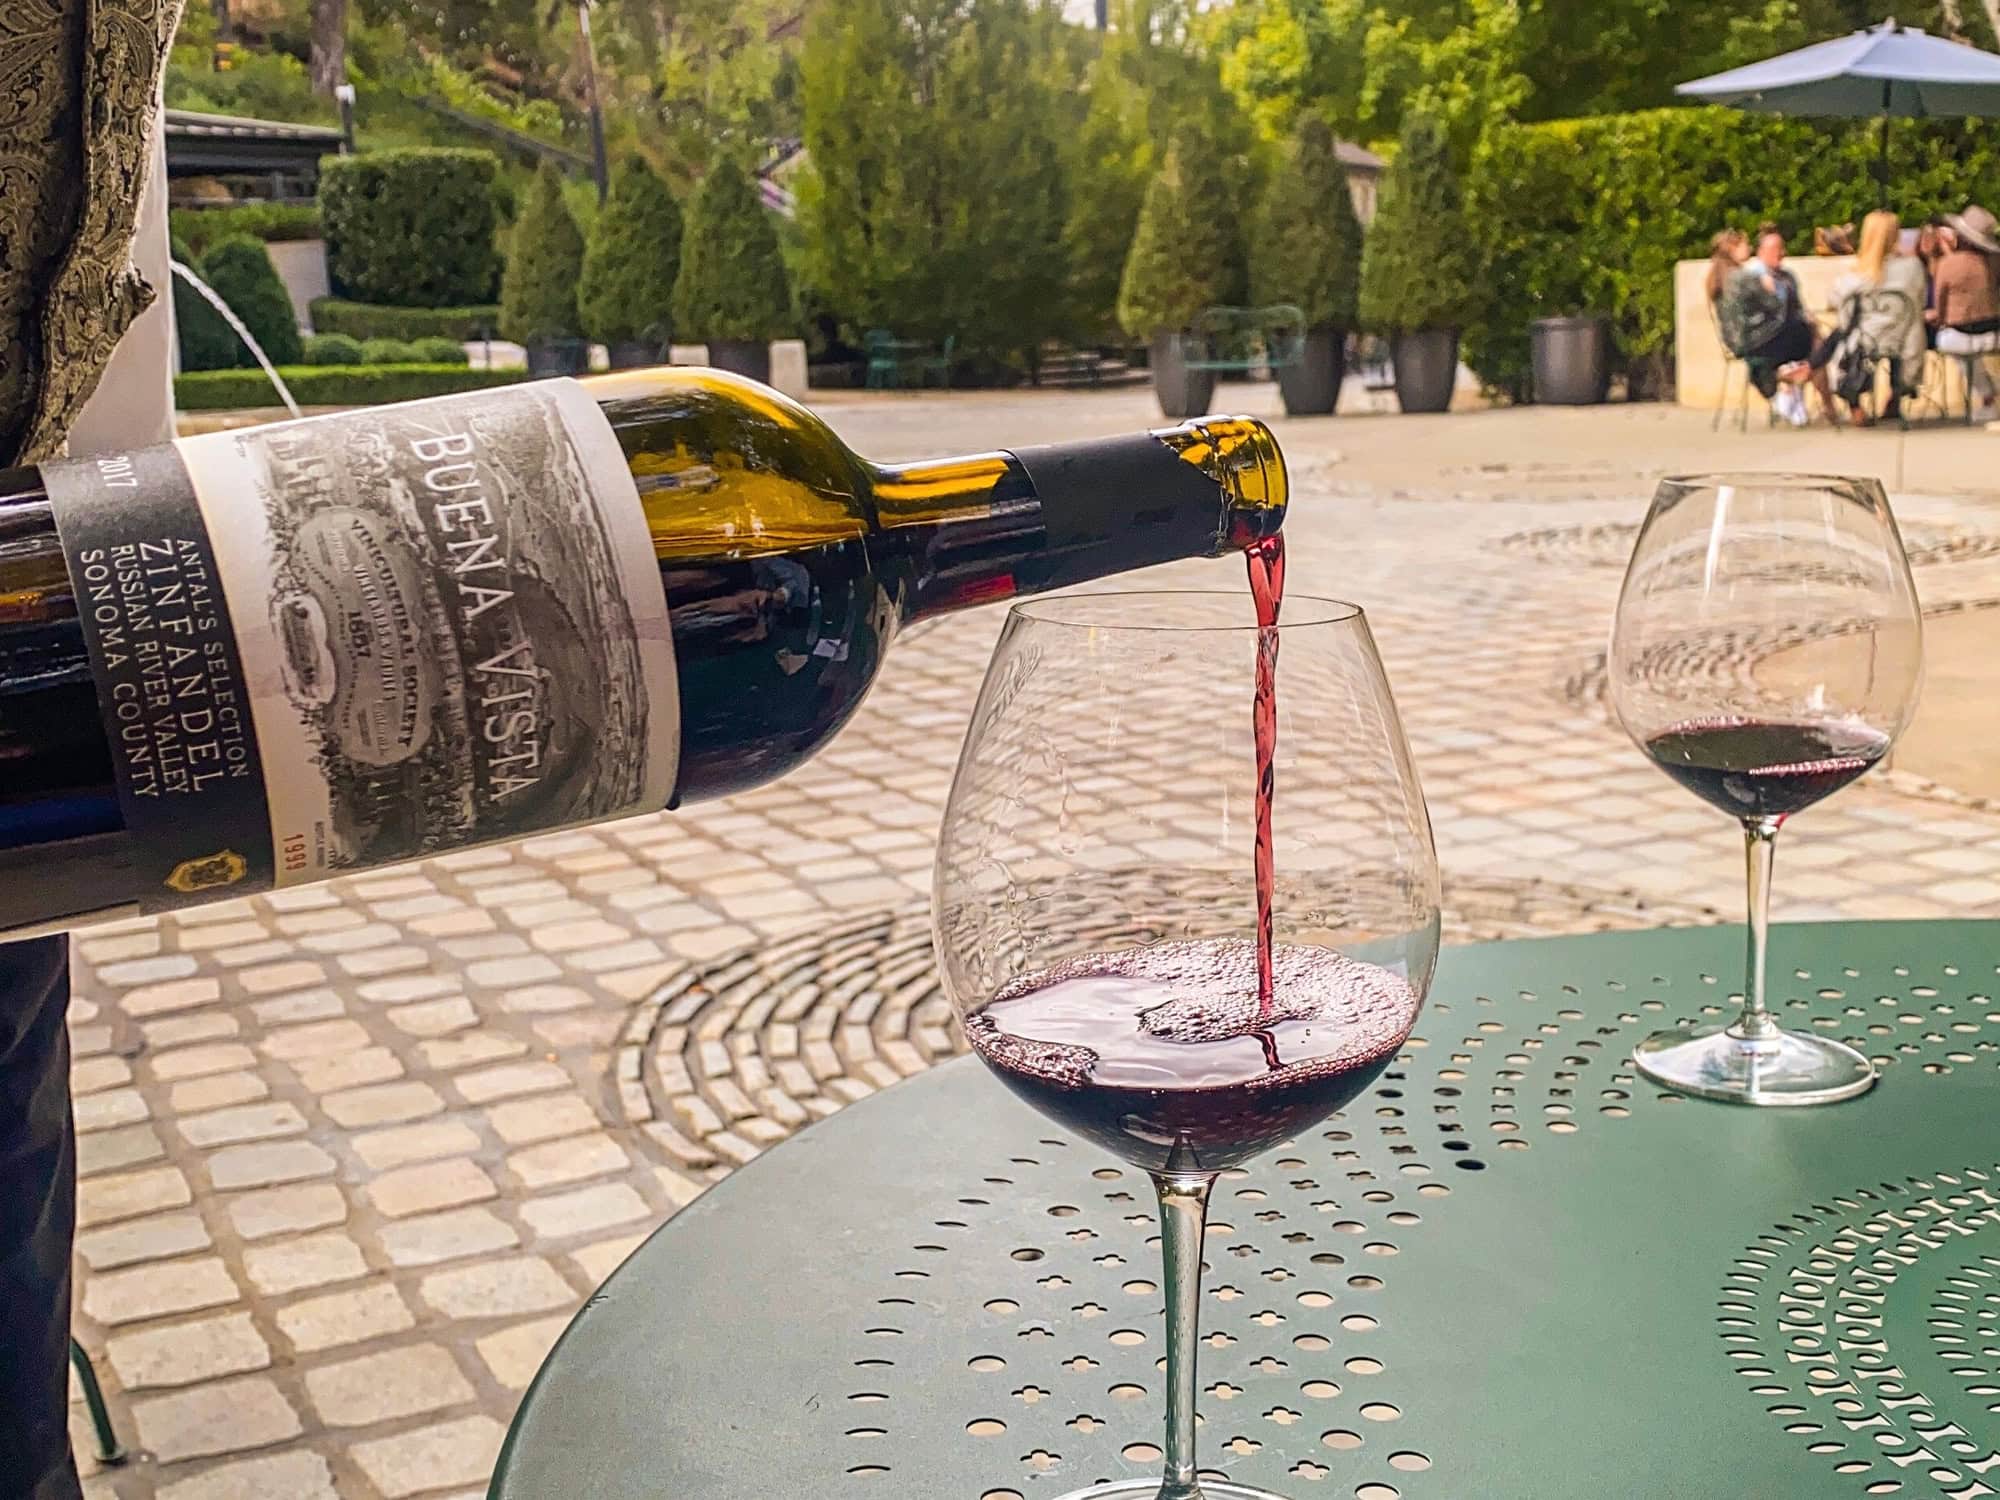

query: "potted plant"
(1251, 115), (1362, 416)
(1117, 126), (1248, 420)
(580, 156), (683, 371)
(501, 163), (589, 377)
(1529, 313), (1613, 404)
(673, 156), (793, 383)
(1358, 112), (1475, 415)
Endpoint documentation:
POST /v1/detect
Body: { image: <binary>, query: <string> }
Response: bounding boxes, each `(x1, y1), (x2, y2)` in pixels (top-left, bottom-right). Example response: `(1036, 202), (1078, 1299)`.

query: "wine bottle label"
(43, 380), (678, 909)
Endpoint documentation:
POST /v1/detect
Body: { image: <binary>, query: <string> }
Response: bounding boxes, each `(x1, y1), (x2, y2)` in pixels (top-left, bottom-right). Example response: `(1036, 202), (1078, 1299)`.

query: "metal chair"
(70, 1338), (125, 1465)
(1839, 287), (1918, 430)
(1708, 297), (1757, 431)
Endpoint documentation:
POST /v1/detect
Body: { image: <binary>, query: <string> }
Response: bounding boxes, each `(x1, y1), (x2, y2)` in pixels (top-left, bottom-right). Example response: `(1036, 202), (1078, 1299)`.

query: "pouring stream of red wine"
(1247, 534), (1286, 1033)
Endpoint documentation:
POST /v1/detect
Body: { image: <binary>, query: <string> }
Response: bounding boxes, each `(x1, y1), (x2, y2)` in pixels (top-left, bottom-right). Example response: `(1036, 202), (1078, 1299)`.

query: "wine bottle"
(0, 368), (1286, 938)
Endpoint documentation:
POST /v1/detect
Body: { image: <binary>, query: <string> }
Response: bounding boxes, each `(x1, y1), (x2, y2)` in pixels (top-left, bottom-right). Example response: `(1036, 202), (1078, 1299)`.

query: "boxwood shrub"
(308, 300), (502, 341)
(170, 202), (322, 258)
(174, 364), (524, 411)
(319, 147), (501, 307)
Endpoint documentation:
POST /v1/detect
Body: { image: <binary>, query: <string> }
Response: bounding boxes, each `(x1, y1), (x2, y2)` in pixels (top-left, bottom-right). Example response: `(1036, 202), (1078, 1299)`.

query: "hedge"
(170, 202), (321, 258)
(172, 232), (239, 372)
(1463, 108), (2000, 396)
(173, 364), (524, 411)
(319, 148), (501, 308)
(308, 299), (502, 341)
(196, 235), (303, 368)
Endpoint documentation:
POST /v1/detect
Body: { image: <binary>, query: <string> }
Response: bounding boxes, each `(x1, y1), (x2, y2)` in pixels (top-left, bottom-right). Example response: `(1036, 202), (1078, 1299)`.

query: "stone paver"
(64, 390), (2000, 1495)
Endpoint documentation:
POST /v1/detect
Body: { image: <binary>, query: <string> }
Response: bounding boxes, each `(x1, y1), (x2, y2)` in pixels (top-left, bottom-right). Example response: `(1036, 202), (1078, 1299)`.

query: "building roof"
(163, 109), (345, 179)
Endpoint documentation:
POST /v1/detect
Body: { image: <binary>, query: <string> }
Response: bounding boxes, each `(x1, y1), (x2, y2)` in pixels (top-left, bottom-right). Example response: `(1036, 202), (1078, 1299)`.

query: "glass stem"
(1731, 817), (1782, 1042)
(1151, 1171), (1216, 1500)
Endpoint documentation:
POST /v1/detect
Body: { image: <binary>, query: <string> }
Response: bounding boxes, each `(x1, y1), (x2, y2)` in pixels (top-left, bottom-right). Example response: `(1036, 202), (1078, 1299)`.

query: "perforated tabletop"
(489, 920), (2000, 1500)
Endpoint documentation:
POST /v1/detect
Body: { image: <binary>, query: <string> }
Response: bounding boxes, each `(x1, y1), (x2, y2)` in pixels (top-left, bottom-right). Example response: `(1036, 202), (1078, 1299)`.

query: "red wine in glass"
(1247, 533), (1284, 1020)
(1642, 715), (1890, 821)
(962, 938), (1421, 1174)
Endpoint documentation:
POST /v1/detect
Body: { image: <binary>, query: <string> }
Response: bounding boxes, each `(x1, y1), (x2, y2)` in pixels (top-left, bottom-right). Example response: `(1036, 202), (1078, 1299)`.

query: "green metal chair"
(70, 1338), (125, 1466)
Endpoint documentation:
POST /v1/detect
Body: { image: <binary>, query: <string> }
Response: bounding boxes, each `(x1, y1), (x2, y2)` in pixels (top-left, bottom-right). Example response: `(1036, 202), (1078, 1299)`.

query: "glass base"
(1050, 1483), (1291, 1500)
(1632, 1022), (1875, 1106)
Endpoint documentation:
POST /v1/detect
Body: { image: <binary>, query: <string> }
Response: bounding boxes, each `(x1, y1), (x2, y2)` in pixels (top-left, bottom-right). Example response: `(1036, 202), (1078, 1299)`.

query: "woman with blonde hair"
(1825, 208), (1928, 424)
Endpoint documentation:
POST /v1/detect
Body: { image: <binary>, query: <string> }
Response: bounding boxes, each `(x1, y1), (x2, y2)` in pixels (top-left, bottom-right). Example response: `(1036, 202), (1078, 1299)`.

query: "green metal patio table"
(489, 919), (2000, 1500)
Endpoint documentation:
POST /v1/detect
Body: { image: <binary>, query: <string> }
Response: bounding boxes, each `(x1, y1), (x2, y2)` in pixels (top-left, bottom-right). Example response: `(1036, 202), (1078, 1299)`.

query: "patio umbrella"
(1677, 18), (2000, 200)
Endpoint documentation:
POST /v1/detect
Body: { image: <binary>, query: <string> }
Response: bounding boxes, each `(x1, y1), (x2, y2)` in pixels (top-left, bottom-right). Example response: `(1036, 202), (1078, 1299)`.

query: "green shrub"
(171, 232), (240, 373)
(320, 148), (501, 308)
(408, 337), (469, 365)
(308, 300), (502, 341)
(1117, 125), (1250, 337)
(1252, 116), (1362, 332)
(173, 365), (525, 412)
(197, 235), (303, 368)
(170, 202), (321, 258)
(1359, 113), (1476, 335)
(1459, 109), (2000, 395)
(501, 164), (586, 345)
(301, 333), (365, 366)
(360, 338), (422, 365)
(673, 157), (793, 344)
(579, 157), (683, 345)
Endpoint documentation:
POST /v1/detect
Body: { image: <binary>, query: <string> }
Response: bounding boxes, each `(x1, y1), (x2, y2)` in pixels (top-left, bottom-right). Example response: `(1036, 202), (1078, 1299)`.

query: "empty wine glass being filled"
(1609, 472), (1923, 1106)
(933, 589), (1440, 1500)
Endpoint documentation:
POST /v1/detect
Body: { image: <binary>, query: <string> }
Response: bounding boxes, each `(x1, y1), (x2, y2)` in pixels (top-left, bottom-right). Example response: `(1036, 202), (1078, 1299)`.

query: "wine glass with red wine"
(1610, 473), (1922, 1106)
(935, 590), (1440, 1500)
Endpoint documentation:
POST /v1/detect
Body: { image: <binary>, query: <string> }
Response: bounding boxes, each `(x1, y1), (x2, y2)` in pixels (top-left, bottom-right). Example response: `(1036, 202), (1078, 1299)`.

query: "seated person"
(1825, 208), (1928, 424)
(1720, 225), (1837, 420)
(1930, 204), (2000, 420)
(1706, 227), (1749, 312)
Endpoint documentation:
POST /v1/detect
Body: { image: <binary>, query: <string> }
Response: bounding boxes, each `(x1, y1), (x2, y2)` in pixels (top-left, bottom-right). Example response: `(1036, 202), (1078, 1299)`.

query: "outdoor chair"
(70, 1338), (124, 1467)
(1841, 286), (1920, 430)
(1708, 297), (1759, 431)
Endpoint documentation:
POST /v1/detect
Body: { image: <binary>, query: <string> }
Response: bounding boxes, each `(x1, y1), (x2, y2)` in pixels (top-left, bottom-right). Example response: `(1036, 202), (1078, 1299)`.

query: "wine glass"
(1609, 473), (1923, 1106)
(934, 591), (1440, 1500)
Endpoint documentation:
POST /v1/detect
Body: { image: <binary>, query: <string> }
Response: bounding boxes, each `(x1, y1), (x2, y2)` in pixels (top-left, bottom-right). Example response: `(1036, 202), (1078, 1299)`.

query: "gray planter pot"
(607, 338), (666, 372)
(707, 339), (771, 383)
(526, 338), (591, 378)
(1150, 332), (1216, 420)
(1275, 329), (1347, 416)
(1390, 329), (1459, 414)
(1529, 314), (1612, 405)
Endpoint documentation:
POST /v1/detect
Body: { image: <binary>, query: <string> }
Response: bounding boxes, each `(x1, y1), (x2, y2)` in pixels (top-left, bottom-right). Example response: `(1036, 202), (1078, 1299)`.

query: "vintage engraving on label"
(175, 379), (678, 887)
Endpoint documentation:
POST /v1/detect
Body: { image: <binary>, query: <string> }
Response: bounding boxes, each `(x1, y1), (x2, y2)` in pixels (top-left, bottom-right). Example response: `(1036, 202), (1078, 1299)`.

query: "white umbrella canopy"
(1678, 18), (2000, 200)
(1677, 17), (2000, 116)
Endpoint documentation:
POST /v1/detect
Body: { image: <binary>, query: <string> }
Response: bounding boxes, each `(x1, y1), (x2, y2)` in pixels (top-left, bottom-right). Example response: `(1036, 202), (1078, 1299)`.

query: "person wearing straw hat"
(1931, 204), (2000, 419)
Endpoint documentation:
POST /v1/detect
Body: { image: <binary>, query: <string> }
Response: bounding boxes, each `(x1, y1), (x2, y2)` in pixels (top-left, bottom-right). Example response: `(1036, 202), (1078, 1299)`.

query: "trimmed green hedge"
(174, 364), (524, 411)
(1463, 108), (2000, 396)
(319, 148), (501, 308)
(301, 333), (365, 366)
(170, 202), (321, 257)
(196, 235), (303, 368)
(308, 299), (502, 341)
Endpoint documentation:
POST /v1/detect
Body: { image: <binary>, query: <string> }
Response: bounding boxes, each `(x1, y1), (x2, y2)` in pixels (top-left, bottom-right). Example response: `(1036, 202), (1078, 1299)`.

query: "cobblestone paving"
(68, 390), (2000, 1496)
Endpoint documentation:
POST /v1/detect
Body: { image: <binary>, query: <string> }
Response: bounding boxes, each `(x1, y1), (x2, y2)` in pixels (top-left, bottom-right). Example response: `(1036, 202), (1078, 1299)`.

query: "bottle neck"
(875, 418), (1288, 626)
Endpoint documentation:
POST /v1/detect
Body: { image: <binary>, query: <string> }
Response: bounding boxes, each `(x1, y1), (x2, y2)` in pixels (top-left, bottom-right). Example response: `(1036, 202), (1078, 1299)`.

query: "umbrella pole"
(1879, 89), (1891, 208)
